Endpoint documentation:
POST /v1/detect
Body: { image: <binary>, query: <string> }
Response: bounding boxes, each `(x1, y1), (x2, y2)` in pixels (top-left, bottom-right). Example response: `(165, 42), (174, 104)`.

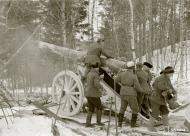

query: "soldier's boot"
(85, 111), (93, 127)
(147, 116), (157, 132)
(118, 113), (124, 127)
(131, 114), (139, 128)
(96, 110), (104, 126)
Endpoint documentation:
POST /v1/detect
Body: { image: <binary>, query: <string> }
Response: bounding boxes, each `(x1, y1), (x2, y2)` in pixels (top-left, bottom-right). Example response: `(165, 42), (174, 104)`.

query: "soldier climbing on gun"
(82, 39), (113, 81)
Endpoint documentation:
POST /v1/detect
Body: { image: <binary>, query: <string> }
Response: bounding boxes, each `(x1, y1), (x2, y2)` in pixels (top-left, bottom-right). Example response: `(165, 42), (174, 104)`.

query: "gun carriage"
(36, 42), (127, 117)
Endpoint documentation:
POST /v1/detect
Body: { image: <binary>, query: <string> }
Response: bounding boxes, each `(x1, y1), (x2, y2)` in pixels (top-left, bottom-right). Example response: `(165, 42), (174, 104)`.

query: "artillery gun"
(37, 41), (127, 117)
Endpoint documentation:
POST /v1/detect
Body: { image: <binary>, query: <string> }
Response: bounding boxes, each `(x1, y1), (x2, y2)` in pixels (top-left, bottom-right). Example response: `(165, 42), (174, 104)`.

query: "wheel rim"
(51, 70), (84, 117)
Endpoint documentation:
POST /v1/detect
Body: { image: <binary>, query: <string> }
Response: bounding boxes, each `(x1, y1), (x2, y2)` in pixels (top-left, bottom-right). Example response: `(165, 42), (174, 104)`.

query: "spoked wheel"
(51, 70), (84, 117)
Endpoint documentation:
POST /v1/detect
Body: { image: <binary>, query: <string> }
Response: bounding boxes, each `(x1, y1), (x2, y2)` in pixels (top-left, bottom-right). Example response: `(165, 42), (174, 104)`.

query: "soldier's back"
(120, 71), (135, 86)
(87, 46), (102, 57)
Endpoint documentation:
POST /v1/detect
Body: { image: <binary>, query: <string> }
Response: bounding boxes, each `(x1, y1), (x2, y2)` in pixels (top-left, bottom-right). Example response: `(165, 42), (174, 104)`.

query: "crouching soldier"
(148, 67), (175, 131)
(160, 66), (180, 110)
(85, 63), (104, 127)
(114, 61), (144, 128)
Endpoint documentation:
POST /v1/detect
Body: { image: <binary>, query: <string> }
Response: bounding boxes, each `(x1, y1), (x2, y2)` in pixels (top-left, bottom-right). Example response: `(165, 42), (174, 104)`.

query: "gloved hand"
(167, 93), (174, 100)
(162, 90), (174, 100)
(100, 74), (104, 79)
(113, 75), (117, 79)
(161, 91), (168, 98)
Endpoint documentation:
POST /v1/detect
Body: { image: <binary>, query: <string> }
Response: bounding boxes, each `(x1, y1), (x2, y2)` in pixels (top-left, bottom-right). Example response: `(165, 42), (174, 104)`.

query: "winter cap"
(126, 61), (135, 68)
(143, 62), (153, 68)
(163, 66), (174, 74)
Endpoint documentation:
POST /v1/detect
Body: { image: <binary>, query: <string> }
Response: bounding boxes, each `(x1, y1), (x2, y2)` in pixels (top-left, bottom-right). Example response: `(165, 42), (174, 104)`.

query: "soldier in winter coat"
(83, 39), (113, 81)
(114, 61), (144, 128)
(85, 63), (104, 127)
(136, 62), (153, 118)
(148, 66), (175, 131)
(160, 67), (180, 110)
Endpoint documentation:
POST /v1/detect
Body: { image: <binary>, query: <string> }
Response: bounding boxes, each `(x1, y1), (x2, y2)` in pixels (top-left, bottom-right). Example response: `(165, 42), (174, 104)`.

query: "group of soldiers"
(114, 61), (180, 131)
(83, 40), (180, 132)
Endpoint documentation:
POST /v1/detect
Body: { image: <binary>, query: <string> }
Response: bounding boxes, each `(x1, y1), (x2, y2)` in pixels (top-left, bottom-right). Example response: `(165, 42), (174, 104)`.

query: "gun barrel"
(39, 41), (125, 73)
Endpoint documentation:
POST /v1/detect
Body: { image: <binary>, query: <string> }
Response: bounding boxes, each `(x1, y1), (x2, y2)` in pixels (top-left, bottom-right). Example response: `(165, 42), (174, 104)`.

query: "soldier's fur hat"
(143, 62), (153, 68)
(163, 66), (174, 74)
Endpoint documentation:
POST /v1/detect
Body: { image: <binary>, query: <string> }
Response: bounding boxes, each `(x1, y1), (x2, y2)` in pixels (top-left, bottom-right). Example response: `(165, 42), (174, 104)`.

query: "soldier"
(114, 61), (144, 128)
(148, 67), (175, 131)
(84, 39), (113, 68)
(136, 62), (153, 118)
(160, 67), (180, 110)
(85, 63), (104, 127)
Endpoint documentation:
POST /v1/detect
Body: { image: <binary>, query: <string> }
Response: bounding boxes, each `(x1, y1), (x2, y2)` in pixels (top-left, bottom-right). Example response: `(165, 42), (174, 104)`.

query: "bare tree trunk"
(91, 0), (95, 42)
(65, 0), (73, 48)
(61, 0), (66, 46)
(142, 20), (146, 58)
(88, 0), (90, 41)
(148, 0), (153, 62)
(179, 0), (185, 79)
(139, 24), (143, 62)
(170, 0), (176, 53)
(111, 0), (119, 57)
(128, 0), (136, 61)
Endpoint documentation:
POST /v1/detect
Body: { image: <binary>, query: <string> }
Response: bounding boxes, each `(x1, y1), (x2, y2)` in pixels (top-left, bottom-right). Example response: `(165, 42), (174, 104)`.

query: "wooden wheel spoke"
(71, 95), (79, 103)
(65, 97), (71, 112)
(70, 91), (80, 95)
(61, 96), (68, 110)
(68, 77), (74, 89)
(70, 83), (77, 91)
(64, 76), (69, 90)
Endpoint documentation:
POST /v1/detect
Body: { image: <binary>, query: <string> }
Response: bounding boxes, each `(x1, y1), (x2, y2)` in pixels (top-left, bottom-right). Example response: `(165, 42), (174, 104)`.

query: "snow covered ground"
(0, 42), (190, 136)
(0, 76), (189, 136)
(0, 116), (86, 136)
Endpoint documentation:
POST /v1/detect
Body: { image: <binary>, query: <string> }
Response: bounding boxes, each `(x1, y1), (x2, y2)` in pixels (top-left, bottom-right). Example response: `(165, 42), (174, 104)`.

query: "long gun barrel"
(38, 41), (126, 73)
